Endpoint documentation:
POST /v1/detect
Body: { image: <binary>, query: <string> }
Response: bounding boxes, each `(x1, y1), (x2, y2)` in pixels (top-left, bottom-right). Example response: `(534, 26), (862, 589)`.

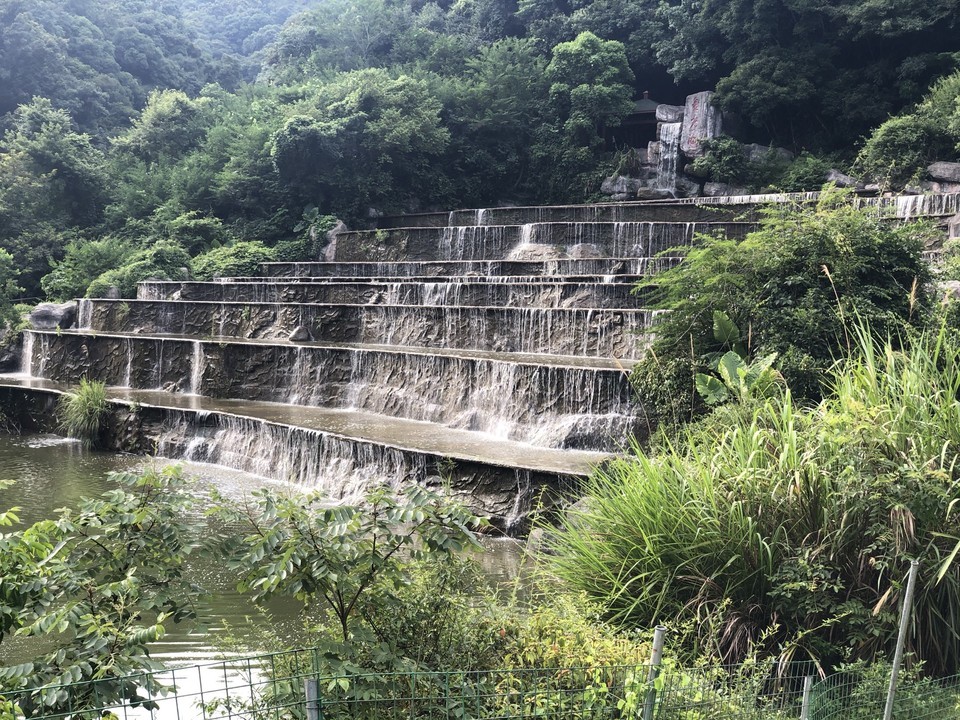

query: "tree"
(271, 69), (450, 219)
(216, 484), (481, 644)
(112, 89), (212, 164)
(0, 249), (22, 327)
(0, 468), (202, 715)
(0, 98), (108, 297)
(534, 31), (634, 200)
(651, 0), (960, 150)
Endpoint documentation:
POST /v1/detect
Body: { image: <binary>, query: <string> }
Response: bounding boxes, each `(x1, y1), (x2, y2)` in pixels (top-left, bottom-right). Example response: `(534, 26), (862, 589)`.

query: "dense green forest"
(0, 0), (958, 304)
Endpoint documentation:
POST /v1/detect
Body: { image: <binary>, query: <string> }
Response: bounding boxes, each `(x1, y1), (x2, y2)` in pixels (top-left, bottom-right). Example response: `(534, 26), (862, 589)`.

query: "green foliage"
(0, 99), (108, 297)
(41, 238), (134, 301)
(857, 70), (960, 188)
(856, 115), (950, 188)
(652, 0), (960, 150)
(0, 0), (231, 134)
(192, 240), (276, 280)
(113, 90), (212, 164)
(272, 69), (450, 220)
(552, 324), (960, 672)
(86, 241), (191, 298)
(777, 153), (832, 192)
(57, 379), (109, 448)
(0, 466), (202, 714)
(633, 190), (932, 424)
(535, 32), (635, 200)
(287, 207), (338, 259)
(687, 137), (749, 184)
(0, 250), (22, 328)
(217, 484), (483, 644)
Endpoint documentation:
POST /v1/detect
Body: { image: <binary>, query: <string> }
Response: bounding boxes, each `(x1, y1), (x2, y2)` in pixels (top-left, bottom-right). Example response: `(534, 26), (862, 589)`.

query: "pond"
(0, 432), (526, 668)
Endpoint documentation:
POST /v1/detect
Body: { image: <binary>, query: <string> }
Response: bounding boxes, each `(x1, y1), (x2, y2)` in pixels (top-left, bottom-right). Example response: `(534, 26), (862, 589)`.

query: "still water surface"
(0, 432), (524, 667)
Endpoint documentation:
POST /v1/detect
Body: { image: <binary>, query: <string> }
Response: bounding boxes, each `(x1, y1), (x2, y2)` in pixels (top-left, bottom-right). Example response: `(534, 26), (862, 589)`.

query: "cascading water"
(656, 122), (682, 192)
(20, 331), (34, 376)
(189, 341), (204, 395)
(18, 188), (947, 532)
(77, 299), (93, 330)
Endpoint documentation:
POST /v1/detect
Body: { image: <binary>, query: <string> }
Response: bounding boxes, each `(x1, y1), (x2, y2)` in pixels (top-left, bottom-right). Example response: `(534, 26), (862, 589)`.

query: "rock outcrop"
(29, 302), (77, 330)
(680, 91), (723, 158)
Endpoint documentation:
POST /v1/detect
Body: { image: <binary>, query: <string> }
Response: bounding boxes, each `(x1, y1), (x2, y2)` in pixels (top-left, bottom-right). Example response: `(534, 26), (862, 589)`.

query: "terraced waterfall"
(3, 192), (956, 532)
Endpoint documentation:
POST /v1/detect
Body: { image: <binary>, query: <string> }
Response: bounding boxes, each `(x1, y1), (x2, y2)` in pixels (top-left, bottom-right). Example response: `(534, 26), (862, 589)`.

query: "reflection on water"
(0, 433), (525, 670)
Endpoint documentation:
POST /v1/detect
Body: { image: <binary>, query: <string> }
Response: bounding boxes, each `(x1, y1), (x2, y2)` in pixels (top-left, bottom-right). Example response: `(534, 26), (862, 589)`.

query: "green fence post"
(642, 626), (667, 720)
(884, 560), (920, 720)
(304, 679), (321, 720)
(800, 675), (814, 720)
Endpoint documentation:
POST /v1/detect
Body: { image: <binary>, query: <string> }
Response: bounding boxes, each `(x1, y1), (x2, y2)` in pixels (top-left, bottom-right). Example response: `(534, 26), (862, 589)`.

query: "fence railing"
(2, 649), (959, 720)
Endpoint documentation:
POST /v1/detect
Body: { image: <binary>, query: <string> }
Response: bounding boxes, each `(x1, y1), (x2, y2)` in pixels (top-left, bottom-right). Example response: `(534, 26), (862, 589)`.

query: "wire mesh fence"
(2, 649), (960, 720)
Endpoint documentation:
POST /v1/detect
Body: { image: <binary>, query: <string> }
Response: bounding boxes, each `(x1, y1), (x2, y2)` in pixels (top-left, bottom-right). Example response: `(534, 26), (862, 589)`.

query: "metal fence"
(2, 649), (959, 720)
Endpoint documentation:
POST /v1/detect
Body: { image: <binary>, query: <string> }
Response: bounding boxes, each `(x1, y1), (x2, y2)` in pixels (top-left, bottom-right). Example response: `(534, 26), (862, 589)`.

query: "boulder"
(826, 169), (859, 188)
(680, 91), (723, 158)
(921, 180), (960, 194)
(646, 141), (661, 167)
(928, 162), (960, 183)
(742, 143), (794, 164)
(28, 301), (77, 330)
(942, 280), (960, 301)
(322, 219), (349, 261)
(289, 325), (312, 342)
(600, 175), (644, 196)
(948, 214), (960, 240)
(655, 104), (684, 123)
(703, 182), (751, 197)
(636, 188), (676, 200)
(0, 346), (19, 373)
(674, 176), (701, 197)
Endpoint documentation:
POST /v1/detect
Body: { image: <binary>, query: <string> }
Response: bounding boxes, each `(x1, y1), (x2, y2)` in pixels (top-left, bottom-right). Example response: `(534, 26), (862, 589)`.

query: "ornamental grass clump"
(548, 321), (960, 674)
(58, 378), (109, 448)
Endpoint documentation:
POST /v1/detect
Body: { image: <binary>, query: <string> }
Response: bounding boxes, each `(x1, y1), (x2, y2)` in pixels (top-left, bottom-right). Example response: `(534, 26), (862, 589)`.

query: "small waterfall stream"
(656, 122), (682, 192)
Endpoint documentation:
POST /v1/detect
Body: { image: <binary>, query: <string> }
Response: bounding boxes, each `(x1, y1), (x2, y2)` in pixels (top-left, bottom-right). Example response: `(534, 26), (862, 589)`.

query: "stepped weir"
(3, 191), (957, 532)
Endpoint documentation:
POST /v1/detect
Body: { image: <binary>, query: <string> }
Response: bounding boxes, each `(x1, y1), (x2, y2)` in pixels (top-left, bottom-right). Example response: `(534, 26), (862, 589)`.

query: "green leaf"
(712, 310), (741, 346)
(695, 373), (729, 405)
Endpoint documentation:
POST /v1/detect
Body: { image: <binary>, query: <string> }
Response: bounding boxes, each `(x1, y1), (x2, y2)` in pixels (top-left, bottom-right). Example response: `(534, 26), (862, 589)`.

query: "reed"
(58, 379), (109, 448)
(548, 321), (960, 673)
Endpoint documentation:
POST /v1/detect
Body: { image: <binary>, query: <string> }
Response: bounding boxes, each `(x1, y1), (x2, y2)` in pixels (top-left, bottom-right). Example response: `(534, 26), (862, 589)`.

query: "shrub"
(856, 115), (951, 188)
(687, 137), (749, 184)
(191, 241), (276, 280)
(551, 323), (960, 673)
(776, 153), (832, 192)
(856, 71), (960, 188)
(41, 237), (134, 301)
(632, 189), (933, 426)
(57, 379), (109, 448)
(86, 241), (191, 298)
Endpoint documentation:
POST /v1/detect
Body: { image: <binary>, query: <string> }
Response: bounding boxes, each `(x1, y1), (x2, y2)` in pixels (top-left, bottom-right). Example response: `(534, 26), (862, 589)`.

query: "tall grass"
(58, 379), (109, 448)
(547, 321), (960, 673)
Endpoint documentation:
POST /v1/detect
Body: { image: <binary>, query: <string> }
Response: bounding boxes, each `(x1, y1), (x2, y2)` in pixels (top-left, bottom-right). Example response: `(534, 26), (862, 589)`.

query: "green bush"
(57, 379), (109, 448)
(632, 189), (933, 425)
(776, 153), (832, 192)
(551, 323), (960, 673)
(86, 241), (191, 298)
(856, 115), (950, 188)
(41, 237), (135, 301)
(191, 241), (276, 280)
(687, 137), (749, 184)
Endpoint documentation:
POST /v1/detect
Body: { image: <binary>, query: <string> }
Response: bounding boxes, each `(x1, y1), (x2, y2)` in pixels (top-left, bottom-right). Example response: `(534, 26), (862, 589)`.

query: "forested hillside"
(0, 0), (958, 305)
